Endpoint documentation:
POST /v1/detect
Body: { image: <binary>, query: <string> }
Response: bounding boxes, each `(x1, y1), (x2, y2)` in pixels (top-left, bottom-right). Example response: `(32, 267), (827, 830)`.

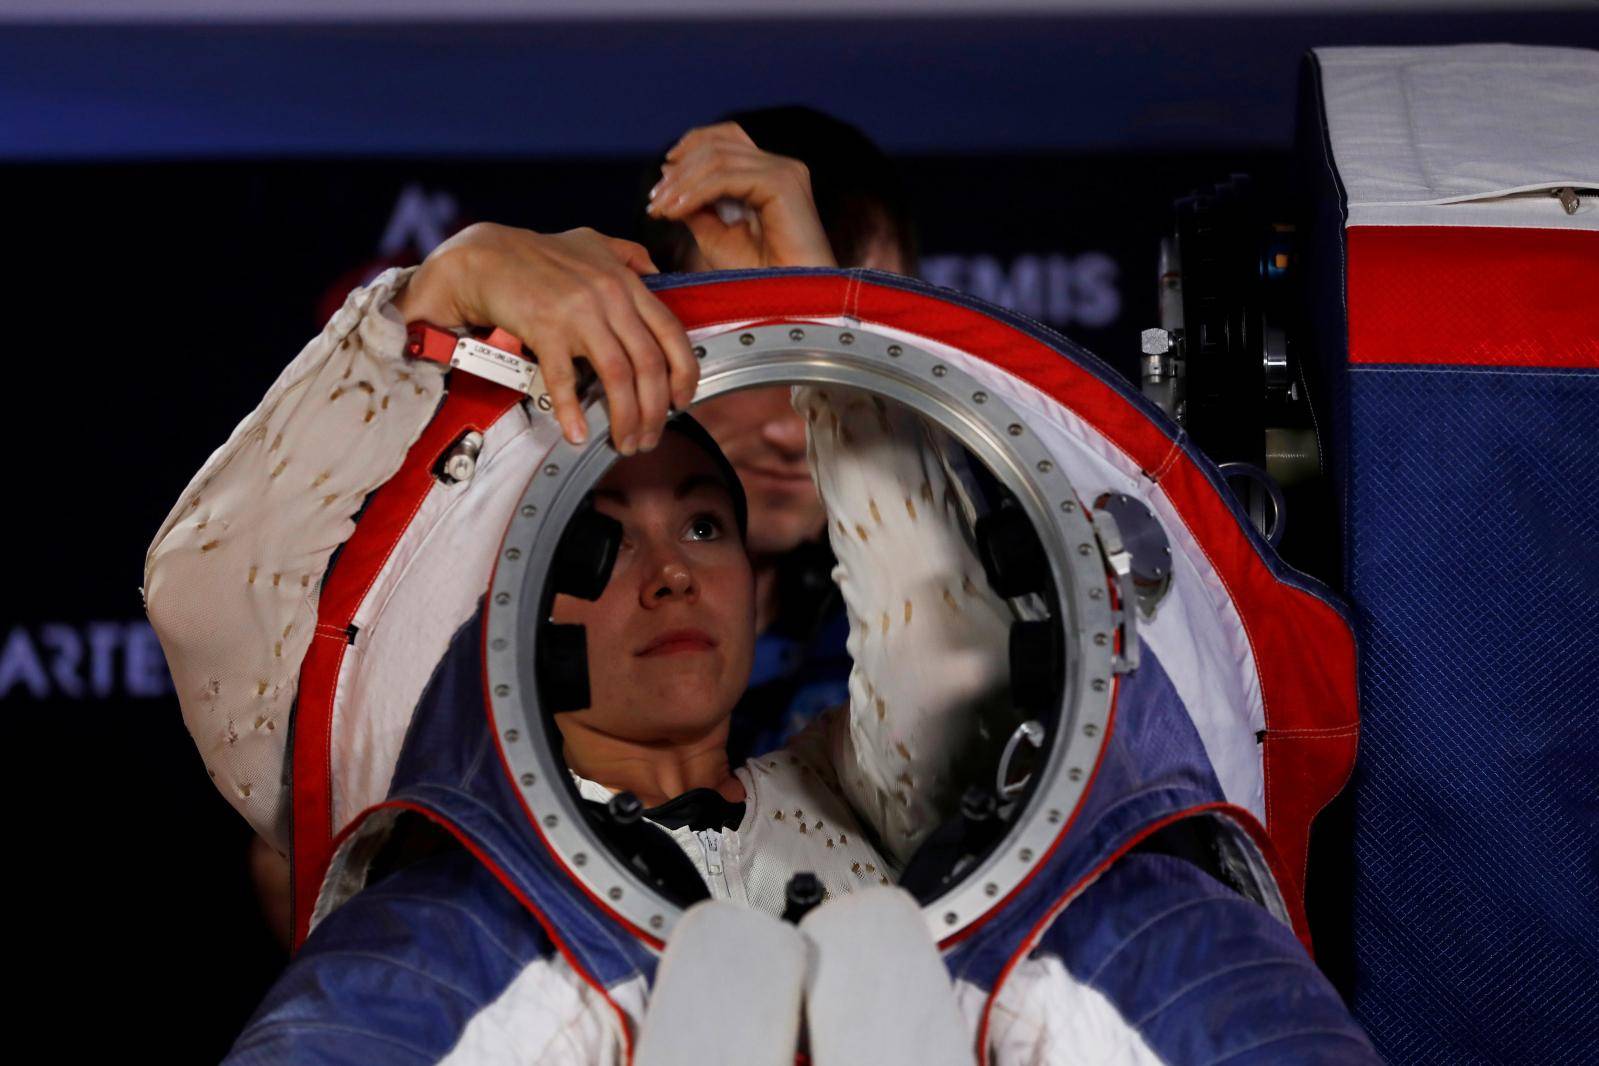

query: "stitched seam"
(1200, 1027), (1373, 1066)
(1132, 956), (1326, 1029)
(359, 890), (534, 968)
(1081, 890), (1235, 986)
(301, 948), (486, 1004)
(1144, 434), (1185, 484)
(231, 1021), (434, 1062)
(1263, 725), (1360, 739)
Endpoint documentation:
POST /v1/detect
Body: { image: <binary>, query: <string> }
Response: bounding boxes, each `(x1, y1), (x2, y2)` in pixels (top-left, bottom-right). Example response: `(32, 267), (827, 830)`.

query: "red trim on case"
(1346, 225), (1599, 368)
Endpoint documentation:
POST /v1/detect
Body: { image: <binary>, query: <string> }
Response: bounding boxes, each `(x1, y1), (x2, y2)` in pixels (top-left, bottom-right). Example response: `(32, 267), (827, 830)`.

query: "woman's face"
(550, 432), (756, 743)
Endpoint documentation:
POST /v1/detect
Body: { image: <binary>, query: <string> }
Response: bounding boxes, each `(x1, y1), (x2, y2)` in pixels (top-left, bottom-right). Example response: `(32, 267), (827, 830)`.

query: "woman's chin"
(605, 673), (732, 738)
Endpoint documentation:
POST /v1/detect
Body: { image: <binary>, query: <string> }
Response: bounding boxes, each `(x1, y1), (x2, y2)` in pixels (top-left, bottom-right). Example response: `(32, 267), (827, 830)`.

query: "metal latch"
(405, 323), (552, 409)
(1088, 505), (1141, 674)
(437, 430), (484, 485)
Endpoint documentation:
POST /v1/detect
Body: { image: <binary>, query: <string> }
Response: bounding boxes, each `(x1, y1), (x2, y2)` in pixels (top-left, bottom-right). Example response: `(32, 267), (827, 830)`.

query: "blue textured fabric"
(1040, 853), (1380, 1066)
(225, 848), (552, 1065)
(947, 647), (1254, 990)
(385, 608), (659, 992)
(1345, 365), (1599, 1063)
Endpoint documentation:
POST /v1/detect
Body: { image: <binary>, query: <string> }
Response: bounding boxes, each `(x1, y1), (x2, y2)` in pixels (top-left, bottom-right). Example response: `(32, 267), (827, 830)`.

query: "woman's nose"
(642, 557), (696, 606)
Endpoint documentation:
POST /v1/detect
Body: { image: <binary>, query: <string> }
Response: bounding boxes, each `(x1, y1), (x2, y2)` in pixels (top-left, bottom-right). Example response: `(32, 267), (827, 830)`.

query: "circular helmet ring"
(484, 322), (1120, 945)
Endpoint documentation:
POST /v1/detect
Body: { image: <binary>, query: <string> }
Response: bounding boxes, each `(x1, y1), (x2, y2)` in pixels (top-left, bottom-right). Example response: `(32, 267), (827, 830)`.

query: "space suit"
(147, 265), (1375, 1063)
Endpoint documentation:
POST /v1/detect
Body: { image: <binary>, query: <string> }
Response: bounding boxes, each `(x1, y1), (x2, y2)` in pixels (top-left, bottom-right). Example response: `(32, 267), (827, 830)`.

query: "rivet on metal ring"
(504, 729), (519, 743)
(839, 331), (855, 345)
(789, 328), (805, 341)
(1019, 848), (1034, 862)
(521, 504), (537, 517)
(1037, 460), (1054, 473)
(740, 333), (755, 346)
(494, 684), (510, 697)
(491, 638), (507, 651)
(573, 852), (587, 866)
(1068, 768), (1083, 782)
(1092, 678), (1107, 692)
(693, 346), (706, 358)
(520, 773), (536, 786)
(1094, 633), (1108, 646)
(1084, 723), (1099, 737)
(1077, 544), (1091, 556)
(650, 915), (664, 930)
(544, 814), (559, 828)
(984, 883), (998, 897)
(544, 464), (559, 477)
(609, 886), (624, 901)
(887, 345), (903, 357)
(931, 365), (947, 377)
(1060, 500), (1076, 512)
(506, 548), (521, 560)
(1007, 423), (1024, 436)
(944, 911), (958, 925)
(1089, 587), (1103, 600)
(972, 391), (988, 404)
(495, 592), (511, 605)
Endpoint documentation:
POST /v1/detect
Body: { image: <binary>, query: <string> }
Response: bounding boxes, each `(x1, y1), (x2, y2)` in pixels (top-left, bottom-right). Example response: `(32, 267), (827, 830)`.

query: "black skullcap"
(664, 413), (749, 541)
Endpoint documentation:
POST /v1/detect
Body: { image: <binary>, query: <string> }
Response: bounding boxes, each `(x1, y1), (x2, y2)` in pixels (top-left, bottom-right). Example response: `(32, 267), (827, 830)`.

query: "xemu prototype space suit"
(146, 267), (1376, 1064)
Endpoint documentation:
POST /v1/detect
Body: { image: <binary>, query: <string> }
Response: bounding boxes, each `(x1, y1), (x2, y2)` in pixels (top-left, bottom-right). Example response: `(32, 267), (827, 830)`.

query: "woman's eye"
(684, 514), (724, 542)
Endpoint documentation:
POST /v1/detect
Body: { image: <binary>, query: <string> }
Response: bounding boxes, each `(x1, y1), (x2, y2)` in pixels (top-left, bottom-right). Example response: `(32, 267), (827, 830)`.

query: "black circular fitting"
(782, 871), (825, 923)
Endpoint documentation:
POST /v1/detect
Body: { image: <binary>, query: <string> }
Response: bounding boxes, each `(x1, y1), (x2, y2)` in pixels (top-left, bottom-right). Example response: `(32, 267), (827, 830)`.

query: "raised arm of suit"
(144, 267), (438, 850)
(797, 386), (1014, 864)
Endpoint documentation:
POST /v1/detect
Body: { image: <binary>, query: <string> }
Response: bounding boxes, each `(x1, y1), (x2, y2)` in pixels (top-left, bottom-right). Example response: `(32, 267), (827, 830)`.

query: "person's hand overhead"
(394, 222), (698, 455)
(647, 122), (837, 271)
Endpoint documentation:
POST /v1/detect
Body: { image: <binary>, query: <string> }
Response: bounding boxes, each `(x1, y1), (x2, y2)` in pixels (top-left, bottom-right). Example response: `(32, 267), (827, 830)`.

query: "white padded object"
(801, 886), (970, 1066)
(635, 901), (806, 1066)
(1316, 45), (1599, 230)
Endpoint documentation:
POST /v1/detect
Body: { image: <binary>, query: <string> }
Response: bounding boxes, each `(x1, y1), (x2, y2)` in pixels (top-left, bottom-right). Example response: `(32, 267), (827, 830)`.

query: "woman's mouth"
(636, 629), (718, 657)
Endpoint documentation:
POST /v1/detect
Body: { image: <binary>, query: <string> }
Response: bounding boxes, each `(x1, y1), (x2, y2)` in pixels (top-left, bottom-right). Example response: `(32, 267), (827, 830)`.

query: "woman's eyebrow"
(675, 474), (733, 502)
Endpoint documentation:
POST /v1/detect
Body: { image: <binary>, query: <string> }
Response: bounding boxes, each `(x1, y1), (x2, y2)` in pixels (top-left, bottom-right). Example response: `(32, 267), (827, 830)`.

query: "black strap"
(643, 788), (747, 831)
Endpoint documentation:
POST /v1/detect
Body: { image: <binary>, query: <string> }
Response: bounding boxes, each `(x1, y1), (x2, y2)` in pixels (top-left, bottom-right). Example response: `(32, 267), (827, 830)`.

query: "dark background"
(3, 8), (1595, 1061)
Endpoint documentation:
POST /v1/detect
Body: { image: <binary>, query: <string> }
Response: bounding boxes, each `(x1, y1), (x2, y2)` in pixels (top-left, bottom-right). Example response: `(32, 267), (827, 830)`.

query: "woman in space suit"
(155, 122), (1378, 1064)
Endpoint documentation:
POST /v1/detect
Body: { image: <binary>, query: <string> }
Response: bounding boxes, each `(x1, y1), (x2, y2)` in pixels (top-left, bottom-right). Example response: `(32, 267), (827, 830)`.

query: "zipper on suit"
(696, 829), (731, 898)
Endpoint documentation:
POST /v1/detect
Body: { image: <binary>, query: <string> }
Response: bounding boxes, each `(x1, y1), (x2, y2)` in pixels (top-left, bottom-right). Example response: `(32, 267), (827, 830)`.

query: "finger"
(626, 292), (697, 425)
(577, 312), (643, 455)
(650, 142), (767, 212)
(526, 332), (588, 445)
(631, 287), (699, 412)
(663, 122), (755, 162)
(599, 279), (672, 447)
(652, 156), (771, 221)
(605, 236), (660, 276)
